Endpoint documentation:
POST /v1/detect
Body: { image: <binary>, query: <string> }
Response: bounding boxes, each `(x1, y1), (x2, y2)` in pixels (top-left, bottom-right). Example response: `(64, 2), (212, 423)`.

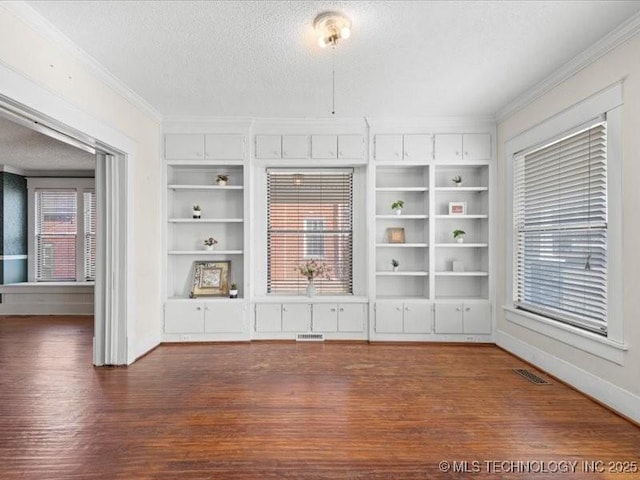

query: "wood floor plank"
(0, 316), (638, 479)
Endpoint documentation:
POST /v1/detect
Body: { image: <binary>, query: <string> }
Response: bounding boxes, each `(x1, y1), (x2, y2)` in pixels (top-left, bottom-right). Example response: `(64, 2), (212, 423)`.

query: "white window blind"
(513, 121), (608, 335)
(84, 191), (96, 281)
(267, 170), (353, 294)
(35, 190), (77, 281)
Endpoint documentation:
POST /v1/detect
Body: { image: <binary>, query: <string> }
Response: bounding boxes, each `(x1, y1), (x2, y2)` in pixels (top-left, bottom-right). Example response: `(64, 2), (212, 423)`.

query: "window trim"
(503, 82), (625, 361)
(27, 178), (95, 283)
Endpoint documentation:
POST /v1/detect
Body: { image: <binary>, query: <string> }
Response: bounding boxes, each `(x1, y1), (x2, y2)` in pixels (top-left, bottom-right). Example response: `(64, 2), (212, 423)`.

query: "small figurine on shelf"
(391, 200), (405, 215)
(216, 174), (229, 186)
(193, 205), (202, 219)
(452, 175), (463, 187)
(203, 237), (218, 251)
(391, 259), (399, 272)
(229, 283), (238, 299)
(453, 229), (466, 243)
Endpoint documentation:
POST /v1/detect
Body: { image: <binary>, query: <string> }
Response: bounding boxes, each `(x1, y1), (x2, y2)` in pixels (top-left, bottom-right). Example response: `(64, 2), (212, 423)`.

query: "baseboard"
(496, 330), (640, 424)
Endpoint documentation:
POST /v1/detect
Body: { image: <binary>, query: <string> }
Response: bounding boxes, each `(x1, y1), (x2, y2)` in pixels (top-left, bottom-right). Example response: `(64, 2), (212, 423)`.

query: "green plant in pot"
(452, 175), (462, 187)
(229, 283), (238, 299)
(391, 259), (399, 272)
(453, 229), (466, 243)
(193, 204), (202, 219)
(391, 200), (405, 215)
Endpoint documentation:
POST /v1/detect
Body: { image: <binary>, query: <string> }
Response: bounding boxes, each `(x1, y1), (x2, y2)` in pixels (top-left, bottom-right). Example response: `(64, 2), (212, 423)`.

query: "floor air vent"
(513, 368), (551, 385)
(296, 333), (325, 342)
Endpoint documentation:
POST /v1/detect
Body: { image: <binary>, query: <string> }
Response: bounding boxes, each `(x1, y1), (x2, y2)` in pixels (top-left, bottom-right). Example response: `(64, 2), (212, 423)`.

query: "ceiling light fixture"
(313, 11), (352, 48)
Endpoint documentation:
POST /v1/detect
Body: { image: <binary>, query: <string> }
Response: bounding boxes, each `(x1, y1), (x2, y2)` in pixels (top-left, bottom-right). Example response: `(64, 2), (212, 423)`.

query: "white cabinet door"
(205, 134), (245, 159)
(311, 135), (338, 159)
(282, 303), (311, 331)
(338, 135), (363, 159)
(403, 302), (431, 334)
(435, 134), (463, 162)
(255, 135), (281, 159)
(312, 304), (338, 332)
(463, 133), (491, 161)
(338, 304), (366, 332)
(462, 303), (491, 334)
(375, 302), (404, 333)
(204, 302), (244, 333)
(165, 134), (205, 159)
(255, 304), (282, 332)
(434, 303), (464, 334)
(282, 135), (309, 158)
(374, 134), (403, 161)
(403, 134), (433, 161)
(164, 302), (205, 333)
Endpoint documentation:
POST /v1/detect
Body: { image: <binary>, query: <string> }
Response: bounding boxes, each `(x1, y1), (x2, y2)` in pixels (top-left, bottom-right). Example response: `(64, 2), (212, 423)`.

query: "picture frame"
(448, 201), (467, 215)
(387, 227), (406, 244)
(190, 261), (231, 298)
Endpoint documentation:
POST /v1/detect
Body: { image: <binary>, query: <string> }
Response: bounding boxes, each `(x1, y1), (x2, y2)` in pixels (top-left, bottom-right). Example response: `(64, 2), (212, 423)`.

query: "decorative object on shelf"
(190, 261), (230, 298)
(193, 204), (201, 219)
(453, 229), (466, 243)
(449, 201), (467, 215)
(229, 283), (238, 299)
(452, 260), (464, 272)
(391, 200), (404, 215)
(216, 174), (228, 186)
(387, 227), (406, 244)
(452, 175), (463, 187)
(295, 259), (331, 297)
(203, 237), (218, 251)
(391, 259), (399, 272)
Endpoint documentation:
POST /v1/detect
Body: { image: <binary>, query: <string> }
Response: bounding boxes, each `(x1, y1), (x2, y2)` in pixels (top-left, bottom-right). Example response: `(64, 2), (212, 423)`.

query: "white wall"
(496, 33), (640, 419)
(0, 5), (162, 359)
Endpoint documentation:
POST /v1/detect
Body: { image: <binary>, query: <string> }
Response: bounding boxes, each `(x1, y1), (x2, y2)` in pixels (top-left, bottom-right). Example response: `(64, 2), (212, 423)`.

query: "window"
(34, 187), (96, 282)
(267, 169), (353, 294)
(513, 121), (607, 335)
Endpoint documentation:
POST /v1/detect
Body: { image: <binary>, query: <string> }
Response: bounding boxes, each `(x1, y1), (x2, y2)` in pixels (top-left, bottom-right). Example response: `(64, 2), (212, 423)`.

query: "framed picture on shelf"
(387, 227), (406, 244)
(448, 202), (467, 215)
(190, 261), (231, 298)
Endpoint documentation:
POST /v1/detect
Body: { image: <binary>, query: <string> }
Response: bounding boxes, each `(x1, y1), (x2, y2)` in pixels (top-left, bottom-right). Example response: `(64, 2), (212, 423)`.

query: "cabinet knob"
(331, 308), (336, 312)
(456, 307), (461, 312)
(405, 152), (410, 157)
(329, 151), (335, 156)
(395, 152), (400, 157)
(338, 151), (343, 157)
(455, 151), (460, 156)
(464, 151), (469, 156)
(465, 307), (471, 312)
(283, 307), (287, 312)
(397, 307), (402, 311)
(196, 306), (202, 311)
(205, 307), (209, 311)
(405, 307), (410, 311)
(339, 308), (344, 312)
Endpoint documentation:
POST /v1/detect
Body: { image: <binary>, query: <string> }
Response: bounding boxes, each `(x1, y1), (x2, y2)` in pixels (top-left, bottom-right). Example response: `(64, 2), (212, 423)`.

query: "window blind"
(513, 122), (607, 335)
(35, 190), (77, 282)
(267, 169), (353, 294)
(84, 191), (96, 281)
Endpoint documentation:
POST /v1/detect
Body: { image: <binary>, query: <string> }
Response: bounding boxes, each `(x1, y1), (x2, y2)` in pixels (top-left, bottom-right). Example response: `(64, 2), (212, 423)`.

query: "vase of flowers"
(295, 259), (331, 297)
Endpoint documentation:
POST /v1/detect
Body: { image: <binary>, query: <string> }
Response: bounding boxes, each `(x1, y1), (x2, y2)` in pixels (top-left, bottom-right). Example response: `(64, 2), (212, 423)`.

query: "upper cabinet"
(255, 135), (310, 159)
(311, 135), (364, 159)
(165, 133), (246, 160)
(374, 134), (433, 162)
(435, 133), (491, 162)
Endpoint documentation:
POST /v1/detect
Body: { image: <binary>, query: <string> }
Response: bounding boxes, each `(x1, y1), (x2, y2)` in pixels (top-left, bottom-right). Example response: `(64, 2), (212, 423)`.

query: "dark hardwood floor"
(0, 316), (638, 479)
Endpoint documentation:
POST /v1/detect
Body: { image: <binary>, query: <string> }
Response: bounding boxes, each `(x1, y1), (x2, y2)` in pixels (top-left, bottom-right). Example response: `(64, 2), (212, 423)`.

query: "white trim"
(0, 254), (27, 260)
(1, 2), (162, 123)
(496, 12), (640, 121)
(496, 330), (640, 424)
(503, 307), (626, 365)
(0, 164), (27, 176)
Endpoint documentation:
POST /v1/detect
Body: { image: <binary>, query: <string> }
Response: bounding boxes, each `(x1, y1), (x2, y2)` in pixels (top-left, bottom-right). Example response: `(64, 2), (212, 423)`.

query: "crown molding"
(496, 11), (640, 123)
(2, 2), (162, 123)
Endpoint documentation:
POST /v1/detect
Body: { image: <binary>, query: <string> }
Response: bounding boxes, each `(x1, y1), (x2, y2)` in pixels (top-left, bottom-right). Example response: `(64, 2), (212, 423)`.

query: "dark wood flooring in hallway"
(0, 315), (638, 479)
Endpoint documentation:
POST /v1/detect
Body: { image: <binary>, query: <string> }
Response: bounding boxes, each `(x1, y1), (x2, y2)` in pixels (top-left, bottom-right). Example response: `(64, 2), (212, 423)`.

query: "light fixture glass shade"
(340, 26), (351, 39)
(313, 11), (352, 47)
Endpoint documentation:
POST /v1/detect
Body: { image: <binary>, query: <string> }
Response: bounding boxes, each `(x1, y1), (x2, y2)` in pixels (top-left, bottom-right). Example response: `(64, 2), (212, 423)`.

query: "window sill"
(503, 305), (626, 365)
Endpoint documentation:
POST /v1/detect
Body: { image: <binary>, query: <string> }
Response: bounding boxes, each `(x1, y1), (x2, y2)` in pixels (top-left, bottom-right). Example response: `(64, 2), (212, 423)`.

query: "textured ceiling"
(0, 116), (95, 172)
(21, 0), (640, 118)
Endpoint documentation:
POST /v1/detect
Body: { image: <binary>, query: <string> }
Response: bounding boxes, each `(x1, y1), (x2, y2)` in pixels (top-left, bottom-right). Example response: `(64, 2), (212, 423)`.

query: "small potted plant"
(193, 204), (202, 219)
(216, 174), (228, 186)
(453, 229), (466, 243)
(452, 175), (463, 187)
(229, 283), (238, 299)
(391, 200), (405, 215)
(391, 259), (399, 272)
(203, 237), (218, 250)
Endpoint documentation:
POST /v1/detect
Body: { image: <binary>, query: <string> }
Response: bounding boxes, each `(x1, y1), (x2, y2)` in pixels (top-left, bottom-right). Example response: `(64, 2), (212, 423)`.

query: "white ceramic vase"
(306, 278), (316, 297)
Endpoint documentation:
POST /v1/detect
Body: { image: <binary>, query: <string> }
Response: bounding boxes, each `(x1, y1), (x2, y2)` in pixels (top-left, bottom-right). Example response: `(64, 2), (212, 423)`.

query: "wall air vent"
(513, 368), (552, 385)
(296, 333), (325, 342)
